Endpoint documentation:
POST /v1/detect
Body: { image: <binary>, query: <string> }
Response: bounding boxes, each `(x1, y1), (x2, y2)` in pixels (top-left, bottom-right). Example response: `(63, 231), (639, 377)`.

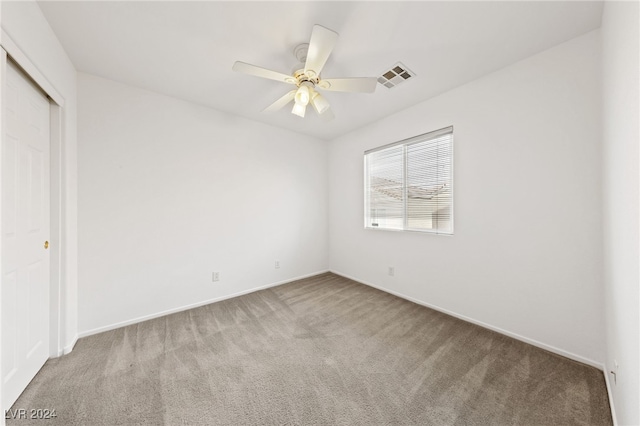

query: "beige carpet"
(8, 272), (611, 425)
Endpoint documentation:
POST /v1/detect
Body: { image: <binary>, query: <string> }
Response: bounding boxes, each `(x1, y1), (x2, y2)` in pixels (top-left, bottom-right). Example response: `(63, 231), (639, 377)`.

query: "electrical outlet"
(610, 360), (619, 385)
(388, 267), (395, 277)
(275, 260), (280, 269)
(212, 272), (219, 282)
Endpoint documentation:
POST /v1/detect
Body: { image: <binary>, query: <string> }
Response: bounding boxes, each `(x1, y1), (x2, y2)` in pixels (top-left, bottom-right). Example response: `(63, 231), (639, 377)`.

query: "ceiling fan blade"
(232, 61), (295, 84)
(304, 25), (339, 78)
(262, 90), (296, 113)
(318, 77), (377, 93)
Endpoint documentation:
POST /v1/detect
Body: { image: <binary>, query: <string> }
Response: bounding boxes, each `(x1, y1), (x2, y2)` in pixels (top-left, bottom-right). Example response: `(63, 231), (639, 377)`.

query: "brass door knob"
(44, 241), (49, 249)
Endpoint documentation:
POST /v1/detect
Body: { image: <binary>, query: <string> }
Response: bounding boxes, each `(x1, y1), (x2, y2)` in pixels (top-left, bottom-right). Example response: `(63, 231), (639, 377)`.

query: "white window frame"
(364, 126), (454, 235)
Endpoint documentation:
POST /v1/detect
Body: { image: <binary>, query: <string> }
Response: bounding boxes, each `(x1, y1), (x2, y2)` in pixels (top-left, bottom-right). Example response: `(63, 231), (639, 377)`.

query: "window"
(364, 126), (453, 234)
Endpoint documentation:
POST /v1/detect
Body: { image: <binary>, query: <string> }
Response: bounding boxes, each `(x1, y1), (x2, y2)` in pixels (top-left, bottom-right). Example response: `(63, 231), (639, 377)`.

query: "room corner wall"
(77, 74), (329, 335)
(328, 30), (604, 366)
(601, 1), (640, 424)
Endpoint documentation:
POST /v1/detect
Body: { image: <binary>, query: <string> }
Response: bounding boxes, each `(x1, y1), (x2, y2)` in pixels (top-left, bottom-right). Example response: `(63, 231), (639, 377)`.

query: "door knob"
(44, 241), (49, 249)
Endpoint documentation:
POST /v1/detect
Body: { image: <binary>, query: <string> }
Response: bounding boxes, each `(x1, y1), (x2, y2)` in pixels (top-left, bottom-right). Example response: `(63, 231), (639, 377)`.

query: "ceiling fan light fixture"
(294, 85), (311, 106)
(311, 91), (330, 114)
(292, 102), (306, 117)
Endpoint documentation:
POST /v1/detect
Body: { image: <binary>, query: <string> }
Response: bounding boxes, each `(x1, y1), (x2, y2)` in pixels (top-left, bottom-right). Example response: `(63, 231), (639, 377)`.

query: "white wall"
(0, 1), (78, 353)
(77, 74), (328, 334)
(329, 31), (604, 365)
(601, 1), (640, 424)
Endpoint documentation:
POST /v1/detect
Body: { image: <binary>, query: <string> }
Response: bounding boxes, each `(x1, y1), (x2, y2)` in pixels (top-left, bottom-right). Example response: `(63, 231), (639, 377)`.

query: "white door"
(1, 59), (50, 409)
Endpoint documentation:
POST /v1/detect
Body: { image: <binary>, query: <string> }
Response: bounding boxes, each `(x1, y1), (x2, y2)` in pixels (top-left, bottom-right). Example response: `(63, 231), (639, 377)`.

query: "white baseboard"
(52, 335), (78, 357)
(63, 335), (78, 355)
(77, 270), (330, 339)
(330, 269), (603, 370)
(602, 362), (618, 426)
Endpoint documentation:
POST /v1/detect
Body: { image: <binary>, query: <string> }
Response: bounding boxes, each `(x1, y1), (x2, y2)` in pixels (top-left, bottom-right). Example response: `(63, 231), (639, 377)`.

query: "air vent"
(377, 62), (415, 89)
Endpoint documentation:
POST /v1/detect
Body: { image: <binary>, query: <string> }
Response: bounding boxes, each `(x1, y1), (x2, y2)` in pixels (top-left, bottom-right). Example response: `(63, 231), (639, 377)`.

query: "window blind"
(364, 127), (453, 234)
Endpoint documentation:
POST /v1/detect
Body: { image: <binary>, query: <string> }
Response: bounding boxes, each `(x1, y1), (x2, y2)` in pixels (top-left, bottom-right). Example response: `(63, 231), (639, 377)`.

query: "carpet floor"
(8, 272), (611, 425)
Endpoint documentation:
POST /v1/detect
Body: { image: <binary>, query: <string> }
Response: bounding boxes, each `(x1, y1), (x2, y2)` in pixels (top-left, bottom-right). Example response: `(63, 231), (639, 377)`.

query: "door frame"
(0, 30), (68, 416)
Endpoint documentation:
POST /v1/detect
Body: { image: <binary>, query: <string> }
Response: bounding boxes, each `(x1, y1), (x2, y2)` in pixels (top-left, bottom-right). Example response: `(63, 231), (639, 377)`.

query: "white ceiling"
(38, 1), (603, 140)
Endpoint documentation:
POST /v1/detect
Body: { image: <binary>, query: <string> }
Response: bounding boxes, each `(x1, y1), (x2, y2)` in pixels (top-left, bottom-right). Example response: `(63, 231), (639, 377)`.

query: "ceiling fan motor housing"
(293, 68), (319, 87)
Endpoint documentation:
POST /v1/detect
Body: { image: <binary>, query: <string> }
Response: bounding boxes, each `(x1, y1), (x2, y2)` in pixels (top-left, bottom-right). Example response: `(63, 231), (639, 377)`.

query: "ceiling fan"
(232, 25), (377, 120)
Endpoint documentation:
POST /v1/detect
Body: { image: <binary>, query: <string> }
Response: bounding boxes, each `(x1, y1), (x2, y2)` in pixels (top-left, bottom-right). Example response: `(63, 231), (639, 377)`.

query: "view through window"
(364, 127), (453, 234)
